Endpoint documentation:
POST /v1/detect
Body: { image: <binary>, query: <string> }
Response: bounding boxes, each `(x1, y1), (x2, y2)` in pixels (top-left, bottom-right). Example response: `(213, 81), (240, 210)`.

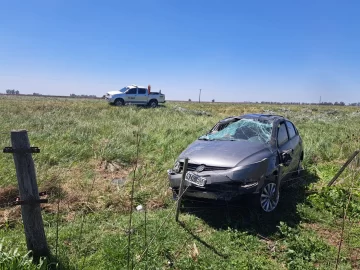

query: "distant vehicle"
(105, 85), (165, 107)
(168, 114), (304, 212)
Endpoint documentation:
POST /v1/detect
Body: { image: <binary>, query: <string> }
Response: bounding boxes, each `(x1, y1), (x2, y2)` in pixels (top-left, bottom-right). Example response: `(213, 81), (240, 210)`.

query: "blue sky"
(1, 0), (359, 103)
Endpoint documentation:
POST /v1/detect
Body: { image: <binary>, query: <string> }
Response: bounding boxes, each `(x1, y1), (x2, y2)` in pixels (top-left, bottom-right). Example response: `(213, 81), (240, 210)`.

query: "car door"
(276, 121), (295, 180)
(137, 88), (148, 104)
(125, 88), (137, 103)
(285, 121), (302, 171)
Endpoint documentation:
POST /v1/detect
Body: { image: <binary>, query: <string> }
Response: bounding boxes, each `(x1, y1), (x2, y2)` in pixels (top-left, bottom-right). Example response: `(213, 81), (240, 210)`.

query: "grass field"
(0, 95), (360, 269)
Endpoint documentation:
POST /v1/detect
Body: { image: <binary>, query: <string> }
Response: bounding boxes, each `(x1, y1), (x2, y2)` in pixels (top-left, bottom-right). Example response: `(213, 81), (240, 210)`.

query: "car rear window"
(286, 121), (296, 138)
(277, 123), (289, 146)
(138, 88), (147, 94)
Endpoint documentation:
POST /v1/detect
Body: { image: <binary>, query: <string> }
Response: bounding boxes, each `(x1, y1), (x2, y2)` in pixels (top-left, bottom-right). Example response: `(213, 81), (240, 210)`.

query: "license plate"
(185, 172), (206, 187)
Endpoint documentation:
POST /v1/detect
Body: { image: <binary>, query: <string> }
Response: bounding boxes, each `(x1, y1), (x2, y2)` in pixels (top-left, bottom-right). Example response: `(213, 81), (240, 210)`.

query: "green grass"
(1, 96), (360, 269)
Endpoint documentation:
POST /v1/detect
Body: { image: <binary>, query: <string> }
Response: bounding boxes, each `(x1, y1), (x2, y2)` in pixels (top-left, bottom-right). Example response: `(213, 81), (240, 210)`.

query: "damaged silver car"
(168, 114), (303, 212)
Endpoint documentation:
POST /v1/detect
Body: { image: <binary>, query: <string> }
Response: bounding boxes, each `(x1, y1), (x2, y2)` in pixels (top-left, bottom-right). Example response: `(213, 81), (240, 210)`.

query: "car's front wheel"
(259, 182), (279, 212)
(114, 98), (125, 106)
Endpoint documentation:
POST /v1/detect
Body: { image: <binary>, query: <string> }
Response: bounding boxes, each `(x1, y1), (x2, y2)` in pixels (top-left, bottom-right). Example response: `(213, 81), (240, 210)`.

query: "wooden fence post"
(10, 130), (49, 258)
(328, 150), (360, 187)
(175, 158), (188, 222)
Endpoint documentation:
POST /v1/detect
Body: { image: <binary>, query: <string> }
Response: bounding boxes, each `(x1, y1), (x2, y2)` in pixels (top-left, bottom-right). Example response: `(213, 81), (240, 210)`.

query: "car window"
(286, 121), (296, 138)
(277, 123), (289, 146)
(138, 88), (147, 94)
(126, 88), (137, 94)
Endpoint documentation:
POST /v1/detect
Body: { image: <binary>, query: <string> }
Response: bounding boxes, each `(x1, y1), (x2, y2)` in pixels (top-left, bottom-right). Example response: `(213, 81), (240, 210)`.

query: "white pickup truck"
(105, 85), (165, 108)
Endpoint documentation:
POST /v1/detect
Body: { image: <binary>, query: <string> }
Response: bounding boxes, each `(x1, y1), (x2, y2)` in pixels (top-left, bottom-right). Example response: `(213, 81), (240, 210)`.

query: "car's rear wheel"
(114, 98), (124, 106)
(149, 99), (158, 108)
(259, 182), (279, 212)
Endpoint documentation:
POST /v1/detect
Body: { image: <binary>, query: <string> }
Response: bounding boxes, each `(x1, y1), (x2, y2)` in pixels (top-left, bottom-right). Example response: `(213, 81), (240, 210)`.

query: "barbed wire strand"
(132, 185), (190, 269)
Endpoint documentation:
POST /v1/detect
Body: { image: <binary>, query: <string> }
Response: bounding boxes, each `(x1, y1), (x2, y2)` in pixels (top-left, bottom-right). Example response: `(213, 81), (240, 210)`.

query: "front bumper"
(168, 169), (261, 200)
(105, 96), (115, 103)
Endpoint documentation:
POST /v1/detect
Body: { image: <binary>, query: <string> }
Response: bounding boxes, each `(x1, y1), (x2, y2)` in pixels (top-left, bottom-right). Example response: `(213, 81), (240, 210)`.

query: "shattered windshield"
(199, 118), (273, 143)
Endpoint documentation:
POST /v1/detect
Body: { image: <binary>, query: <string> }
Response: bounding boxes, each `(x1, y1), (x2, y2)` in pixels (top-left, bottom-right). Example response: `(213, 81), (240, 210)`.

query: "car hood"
(178, 140), (274, 168)
(107, 90), (123, 95)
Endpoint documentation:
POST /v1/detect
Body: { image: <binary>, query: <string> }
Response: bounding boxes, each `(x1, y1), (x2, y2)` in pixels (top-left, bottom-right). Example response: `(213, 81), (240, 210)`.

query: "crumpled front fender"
(226, 158), (270, 181)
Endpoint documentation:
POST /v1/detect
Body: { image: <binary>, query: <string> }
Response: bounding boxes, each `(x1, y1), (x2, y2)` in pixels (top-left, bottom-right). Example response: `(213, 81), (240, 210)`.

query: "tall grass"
(0, 96), (360, 269)
(0, 241), (49, 270)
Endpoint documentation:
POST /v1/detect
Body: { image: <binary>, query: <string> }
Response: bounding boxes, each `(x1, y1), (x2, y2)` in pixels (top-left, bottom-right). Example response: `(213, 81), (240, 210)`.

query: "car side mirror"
(281, 149), (293, 167)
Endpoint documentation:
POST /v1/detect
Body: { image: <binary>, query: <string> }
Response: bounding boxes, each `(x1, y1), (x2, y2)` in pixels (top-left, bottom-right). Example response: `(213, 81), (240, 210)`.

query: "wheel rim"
(115, 100), (123, 106)
(260, 183), (279, 212)
(150, 101), (157, 107)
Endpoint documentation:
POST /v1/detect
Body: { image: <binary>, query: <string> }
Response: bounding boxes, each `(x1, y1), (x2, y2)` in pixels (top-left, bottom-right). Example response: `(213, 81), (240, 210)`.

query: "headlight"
(173, 161), (181, 173)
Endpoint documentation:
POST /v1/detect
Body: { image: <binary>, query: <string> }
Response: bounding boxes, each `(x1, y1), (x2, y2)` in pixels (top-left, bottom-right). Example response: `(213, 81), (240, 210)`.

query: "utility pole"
(199, 89), (202, 103)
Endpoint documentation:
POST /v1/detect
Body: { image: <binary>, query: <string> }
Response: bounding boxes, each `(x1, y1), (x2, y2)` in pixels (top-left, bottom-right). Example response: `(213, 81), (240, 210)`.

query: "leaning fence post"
(328, 150), (360, 187)
(175, 158), (188, 222)
(9, 130), (49, 259)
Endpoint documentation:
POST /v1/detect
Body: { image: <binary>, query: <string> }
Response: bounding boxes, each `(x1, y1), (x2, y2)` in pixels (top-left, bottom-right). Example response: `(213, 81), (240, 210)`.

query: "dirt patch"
(40, 181), (64, 199)
(0, 206), (22, 228)
(0, 186), (18, 206)
(0, 186), (21, 227)
(350, 248), (360, 269)
(0, 160), (150, 224)
(41, 160), (134, 215)
(96, 160), (132, 180)
(146, 189), (172, 210)
(147, 197), (167, 210)
(303, 223), (341, 247)
(303, 222), (360, 268)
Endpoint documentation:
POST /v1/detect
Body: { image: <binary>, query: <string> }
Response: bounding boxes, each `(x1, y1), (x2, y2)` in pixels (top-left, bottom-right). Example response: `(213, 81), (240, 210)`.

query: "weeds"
(1, 96), (360, 268)
(0, 241), (50, 270)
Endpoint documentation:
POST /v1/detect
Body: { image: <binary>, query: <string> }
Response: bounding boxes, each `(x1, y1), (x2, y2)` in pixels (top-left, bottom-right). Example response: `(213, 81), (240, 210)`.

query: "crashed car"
(168, 114), (303, 212)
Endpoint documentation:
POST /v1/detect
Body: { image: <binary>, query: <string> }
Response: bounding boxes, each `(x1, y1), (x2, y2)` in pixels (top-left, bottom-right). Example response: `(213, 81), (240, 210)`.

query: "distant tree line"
(6, 89), (19, 95)
(70, 94), (97, 98)
(188, 98), (216, 102)
(185, 99), (356, 105)
(259, 101), (348, 106)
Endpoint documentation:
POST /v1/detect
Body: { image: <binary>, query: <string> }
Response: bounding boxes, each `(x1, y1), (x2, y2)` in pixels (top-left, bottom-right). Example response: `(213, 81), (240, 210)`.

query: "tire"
(149, 100), (158, 108)
(114, 98), (124, 106)
(259, 182), (279, 212)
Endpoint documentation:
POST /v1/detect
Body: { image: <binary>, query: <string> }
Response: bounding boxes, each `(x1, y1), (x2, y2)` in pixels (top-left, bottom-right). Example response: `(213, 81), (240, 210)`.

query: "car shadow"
(135, 104), (167, 109)
(180, 168), (319, 237)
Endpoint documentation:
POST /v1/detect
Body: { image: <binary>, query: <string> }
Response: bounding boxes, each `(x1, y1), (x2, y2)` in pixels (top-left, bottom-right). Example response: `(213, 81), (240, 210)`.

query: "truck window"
(126, 88), (137, 94)
(138, 88), (147, 94)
